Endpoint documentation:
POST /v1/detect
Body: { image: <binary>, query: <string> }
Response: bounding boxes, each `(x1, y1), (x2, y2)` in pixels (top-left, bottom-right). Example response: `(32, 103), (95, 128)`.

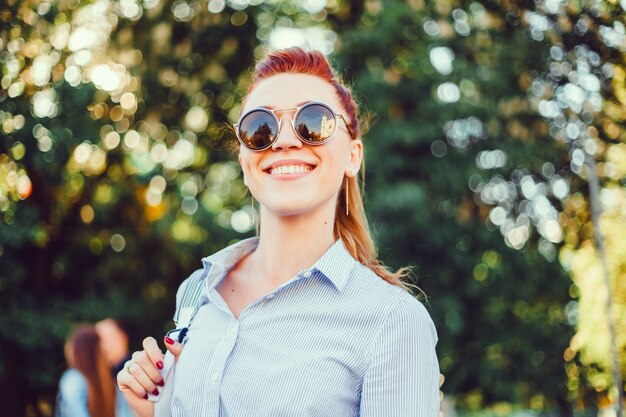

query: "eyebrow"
(261, 101), (310, 110)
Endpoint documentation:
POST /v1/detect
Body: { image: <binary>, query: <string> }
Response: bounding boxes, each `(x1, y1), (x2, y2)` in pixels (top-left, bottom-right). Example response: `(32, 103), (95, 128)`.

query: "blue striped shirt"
(169, 237), (439, 416)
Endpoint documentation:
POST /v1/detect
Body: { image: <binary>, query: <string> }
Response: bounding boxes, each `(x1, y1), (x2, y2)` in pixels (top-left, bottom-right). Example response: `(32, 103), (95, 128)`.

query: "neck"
(250, 205), (336, 285)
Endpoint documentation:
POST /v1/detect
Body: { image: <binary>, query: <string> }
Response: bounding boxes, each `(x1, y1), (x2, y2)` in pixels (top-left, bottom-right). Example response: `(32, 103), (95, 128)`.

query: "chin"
(270, 206), (312, 218)
(261, 199), (317, 218)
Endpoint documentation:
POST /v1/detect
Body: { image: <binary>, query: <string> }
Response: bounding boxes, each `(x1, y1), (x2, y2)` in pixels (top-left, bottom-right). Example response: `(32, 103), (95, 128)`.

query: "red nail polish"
(156, 360), (164, 369)
(158, 380), (164, 387)
(152, 388), (159, 395)
(164, 336), (175, 345)
(143, 394), (148, 400)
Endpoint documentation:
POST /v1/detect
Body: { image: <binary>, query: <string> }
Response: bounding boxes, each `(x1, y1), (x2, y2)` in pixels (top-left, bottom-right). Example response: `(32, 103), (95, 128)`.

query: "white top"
(165, 237), (439, 417)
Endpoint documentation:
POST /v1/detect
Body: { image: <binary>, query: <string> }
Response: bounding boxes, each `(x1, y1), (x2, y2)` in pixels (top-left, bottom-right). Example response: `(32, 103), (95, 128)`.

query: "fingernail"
(143, 394), (148, 400)
(158, 380), (164, 387)
(152, 388), (160, 395)
(156, 360), (164, 369)
(165, 336), (175, 345)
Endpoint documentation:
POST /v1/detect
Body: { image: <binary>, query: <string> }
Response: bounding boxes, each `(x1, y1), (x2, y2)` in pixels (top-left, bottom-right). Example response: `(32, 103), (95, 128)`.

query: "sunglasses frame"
(234, 101), (351, 151)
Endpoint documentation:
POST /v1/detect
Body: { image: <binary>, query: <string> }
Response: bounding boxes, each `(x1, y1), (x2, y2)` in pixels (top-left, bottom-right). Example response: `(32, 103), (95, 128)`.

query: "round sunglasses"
(234, 101), (351, 151)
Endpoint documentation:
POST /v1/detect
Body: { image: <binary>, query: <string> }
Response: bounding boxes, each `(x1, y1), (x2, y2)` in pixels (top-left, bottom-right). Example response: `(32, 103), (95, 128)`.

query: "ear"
(345, 139), (363, 177)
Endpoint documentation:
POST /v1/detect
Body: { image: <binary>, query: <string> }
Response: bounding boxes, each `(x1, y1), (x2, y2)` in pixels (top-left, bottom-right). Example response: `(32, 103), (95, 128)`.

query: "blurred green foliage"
(1, 0), (624, 416)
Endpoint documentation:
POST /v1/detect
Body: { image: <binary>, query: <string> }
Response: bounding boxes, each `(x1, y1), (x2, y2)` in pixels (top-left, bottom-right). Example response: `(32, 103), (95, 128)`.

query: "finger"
(117, 361), (148, 398)
(164, 335), (184, 359)
(142, 336), (166, 373)
(131, 350), (164, 390)
(117, 370), (154, 417)
(439, 373), (445, 403)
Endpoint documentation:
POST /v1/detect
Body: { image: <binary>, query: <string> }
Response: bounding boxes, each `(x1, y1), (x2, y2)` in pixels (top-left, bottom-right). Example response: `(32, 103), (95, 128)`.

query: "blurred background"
(1, 0), (625, 416)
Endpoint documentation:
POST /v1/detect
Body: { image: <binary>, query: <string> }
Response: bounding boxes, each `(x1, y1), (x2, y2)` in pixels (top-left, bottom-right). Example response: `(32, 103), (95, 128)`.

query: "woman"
(57, 325), (116, 417)
(118, 47), (440, 417)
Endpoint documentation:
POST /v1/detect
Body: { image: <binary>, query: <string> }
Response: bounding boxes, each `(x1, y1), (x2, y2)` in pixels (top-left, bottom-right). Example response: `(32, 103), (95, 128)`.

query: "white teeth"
(269, 165), (312, 175)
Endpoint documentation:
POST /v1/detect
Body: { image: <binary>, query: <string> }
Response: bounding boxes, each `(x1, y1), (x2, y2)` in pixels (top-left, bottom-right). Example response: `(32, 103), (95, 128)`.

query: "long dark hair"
(65, 325), (116, 417)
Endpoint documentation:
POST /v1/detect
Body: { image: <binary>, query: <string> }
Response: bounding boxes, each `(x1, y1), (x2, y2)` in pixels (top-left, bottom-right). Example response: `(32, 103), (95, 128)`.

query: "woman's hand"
(117, 336), (184, 417)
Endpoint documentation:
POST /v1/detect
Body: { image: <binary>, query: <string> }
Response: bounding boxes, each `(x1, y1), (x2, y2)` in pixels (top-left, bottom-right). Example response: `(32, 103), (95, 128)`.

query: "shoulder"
(346, 262), (408, 304)
(175, 238), (258, 299)
(348, 263), (438, 342)
(385, 291), (438, 344)
(172, 239), (256, 320)
(175, 267), (206, 300)
(59, 368), (87, 396)
(172, 267), (207, 324)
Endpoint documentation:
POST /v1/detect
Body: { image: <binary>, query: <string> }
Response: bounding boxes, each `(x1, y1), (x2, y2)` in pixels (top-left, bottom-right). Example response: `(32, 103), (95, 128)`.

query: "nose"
(271, 116), (303, 151)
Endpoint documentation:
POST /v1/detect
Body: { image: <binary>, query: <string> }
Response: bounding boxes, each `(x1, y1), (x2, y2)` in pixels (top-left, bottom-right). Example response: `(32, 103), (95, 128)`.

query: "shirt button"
(302, 270), (312, 278)
(229, 325), (238, 336)
(211, 372), (219, 383)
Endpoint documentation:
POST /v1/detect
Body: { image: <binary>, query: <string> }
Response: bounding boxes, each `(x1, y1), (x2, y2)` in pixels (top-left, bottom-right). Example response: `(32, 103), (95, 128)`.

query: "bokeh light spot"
(185, 107), (209, 132)
(80, 205), (95, 223)
(437, 82), (461, 103)
(231, 209), (254, 233)
(110, 234), (126, 252)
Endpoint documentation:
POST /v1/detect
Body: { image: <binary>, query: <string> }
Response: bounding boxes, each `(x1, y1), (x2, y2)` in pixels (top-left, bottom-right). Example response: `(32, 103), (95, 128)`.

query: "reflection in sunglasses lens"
(297, 104), (335, 143)
(240, 111), (276, 149)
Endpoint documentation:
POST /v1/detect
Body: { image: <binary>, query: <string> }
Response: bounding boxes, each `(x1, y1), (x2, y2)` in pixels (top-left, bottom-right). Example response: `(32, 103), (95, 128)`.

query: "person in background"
(56, 325), (115, 417)
(95, 318), (134, 417)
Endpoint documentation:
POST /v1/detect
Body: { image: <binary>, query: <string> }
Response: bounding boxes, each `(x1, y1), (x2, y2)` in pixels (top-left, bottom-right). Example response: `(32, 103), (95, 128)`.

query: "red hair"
(245, 48), (409, 288)
(249, 48), (361, 139)
(66, 326), (116, 417)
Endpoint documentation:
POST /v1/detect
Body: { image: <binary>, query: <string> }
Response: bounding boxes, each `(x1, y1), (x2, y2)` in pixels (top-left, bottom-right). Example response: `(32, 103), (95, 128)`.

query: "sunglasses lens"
(238, 110), (277, 150)
(295, 104), (336, 143)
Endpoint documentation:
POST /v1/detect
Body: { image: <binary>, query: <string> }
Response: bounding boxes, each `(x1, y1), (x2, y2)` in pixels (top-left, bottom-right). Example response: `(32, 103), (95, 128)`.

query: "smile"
(268, 164), (313, 176)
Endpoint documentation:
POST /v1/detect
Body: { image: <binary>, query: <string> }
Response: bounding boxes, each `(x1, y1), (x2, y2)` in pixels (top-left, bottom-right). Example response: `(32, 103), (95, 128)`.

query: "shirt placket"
(202, 317), (240, 416)
(201, 268), (314, 416)
(200, 276), (241, 417)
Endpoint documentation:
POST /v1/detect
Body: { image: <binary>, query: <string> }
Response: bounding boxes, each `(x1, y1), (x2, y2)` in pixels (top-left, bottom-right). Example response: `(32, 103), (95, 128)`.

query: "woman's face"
(239, 73), (362, 218)
(64, 339), (74, 367)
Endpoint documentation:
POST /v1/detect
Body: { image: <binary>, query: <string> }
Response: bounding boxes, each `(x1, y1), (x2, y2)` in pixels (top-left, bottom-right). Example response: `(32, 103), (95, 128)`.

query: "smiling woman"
(116, 47), (440, 417)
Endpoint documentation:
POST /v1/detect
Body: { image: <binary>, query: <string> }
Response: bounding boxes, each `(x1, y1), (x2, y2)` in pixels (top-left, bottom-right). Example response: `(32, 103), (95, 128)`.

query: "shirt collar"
(201, 236), (259, 273)
(310, 238), (358, 292)
(200, 237), (358, 292)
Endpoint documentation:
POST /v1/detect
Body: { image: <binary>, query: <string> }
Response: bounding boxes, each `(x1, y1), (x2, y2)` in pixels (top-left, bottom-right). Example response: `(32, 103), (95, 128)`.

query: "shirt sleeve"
(58, 370), (91, 417)
(360, 295), (440, 417)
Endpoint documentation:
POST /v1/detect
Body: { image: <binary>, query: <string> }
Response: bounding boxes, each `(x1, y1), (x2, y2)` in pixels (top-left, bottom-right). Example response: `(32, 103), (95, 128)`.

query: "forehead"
(243, 73), (343, 112)
(96, 320), (120, 335)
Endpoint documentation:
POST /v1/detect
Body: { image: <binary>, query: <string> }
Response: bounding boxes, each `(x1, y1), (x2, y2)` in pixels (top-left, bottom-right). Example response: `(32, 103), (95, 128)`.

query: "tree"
(330, 0), (574, 413)
(1, 0), (624, 415)
(1, 0), (258, 414)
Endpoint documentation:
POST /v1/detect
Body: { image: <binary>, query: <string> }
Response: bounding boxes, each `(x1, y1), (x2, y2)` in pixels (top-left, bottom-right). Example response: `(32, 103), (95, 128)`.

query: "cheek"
(239, 153), (263, 187)
(239, 152), (254, 176)
(326, 142), (351, 173)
